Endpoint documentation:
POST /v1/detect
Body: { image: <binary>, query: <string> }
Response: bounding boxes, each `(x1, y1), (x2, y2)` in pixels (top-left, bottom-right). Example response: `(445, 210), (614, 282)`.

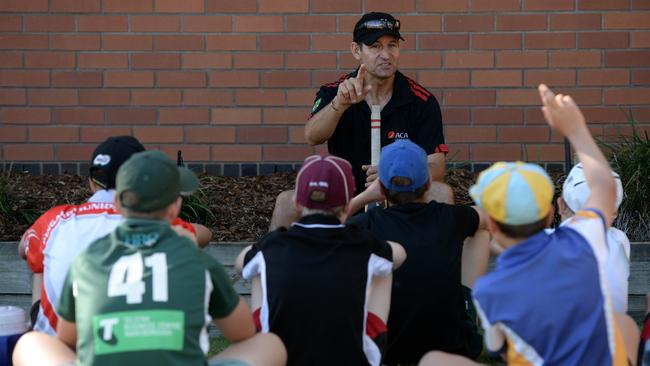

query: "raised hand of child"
(538, 84), (587, 139)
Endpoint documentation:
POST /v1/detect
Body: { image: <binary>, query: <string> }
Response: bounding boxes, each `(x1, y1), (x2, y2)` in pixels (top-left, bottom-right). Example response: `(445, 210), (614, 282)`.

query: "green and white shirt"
(57, 218), (239, 366)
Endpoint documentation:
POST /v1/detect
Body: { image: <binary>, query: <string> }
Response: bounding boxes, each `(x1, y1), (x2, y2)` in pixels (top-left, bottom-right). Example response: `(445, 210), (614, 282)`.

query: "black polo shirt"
(242, 214), (393, 366)
(310, 70), (447, 195)
(349, 202), (479, 364)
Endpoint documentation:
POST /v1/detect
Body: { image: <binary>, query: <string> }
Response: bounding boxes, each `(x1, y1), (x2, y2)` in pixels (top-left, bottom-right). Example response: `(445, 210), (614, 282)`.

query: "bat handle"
(370, 105), (381, 167)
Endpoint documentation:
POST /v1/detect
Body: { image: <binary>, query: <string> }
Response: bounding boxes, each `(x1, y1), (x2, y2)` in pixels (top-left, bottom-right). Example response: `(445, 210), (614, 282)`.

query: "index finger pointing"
(538, 84), (554, 104)
(357, 64), (366, 84)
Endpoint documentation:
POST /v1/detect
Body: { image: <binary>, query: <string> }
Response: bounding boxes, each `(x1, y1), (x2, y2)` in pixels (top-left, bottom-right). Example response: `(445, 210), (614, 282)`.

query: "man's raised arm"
(305, 64), (371, 145)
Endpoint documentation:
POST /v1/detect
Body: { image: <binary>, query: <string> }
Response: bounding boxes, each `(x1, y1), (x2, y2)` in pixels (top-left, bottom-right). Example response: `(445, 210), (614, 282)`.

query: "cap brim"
(178, 167), (199, 196)
(359, 30), (405, 45)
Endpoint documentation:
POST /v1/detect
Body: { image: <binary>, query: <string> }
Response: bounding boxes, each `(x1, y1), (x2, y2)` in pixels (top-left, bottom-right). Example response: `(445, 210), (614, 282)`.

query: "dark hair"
(380, 181), (428, 205)
(495, 217), (548, 239)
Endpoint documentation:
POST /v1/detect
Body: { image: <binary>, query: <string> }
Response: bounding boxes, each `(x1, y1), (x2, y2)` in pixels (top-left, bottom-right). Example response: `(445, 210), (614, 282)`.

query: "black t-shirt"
(242, 214), (393, 366)
(310, 70), (447, 195)
(349, 201), (479, 364)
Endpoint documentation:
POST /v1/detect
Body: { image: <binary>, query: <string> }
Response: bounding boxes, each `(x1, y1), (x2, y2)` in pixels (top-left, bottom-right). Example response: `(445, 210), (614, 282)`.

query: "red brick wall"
(1, 0), (649, 172)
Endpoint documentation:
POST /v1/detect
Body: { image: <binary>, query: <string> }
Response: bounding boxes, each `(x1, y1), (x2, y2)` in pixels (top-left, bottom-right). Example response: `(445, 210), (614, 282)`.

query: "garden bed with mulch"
(0, 168), (567, 242)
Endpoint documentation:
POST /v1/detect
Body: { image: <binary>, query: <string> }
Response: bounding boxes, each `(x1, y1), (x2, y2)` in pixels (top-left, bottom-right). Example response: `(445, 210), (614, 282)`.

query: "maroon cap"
(295, 155), (356, 210)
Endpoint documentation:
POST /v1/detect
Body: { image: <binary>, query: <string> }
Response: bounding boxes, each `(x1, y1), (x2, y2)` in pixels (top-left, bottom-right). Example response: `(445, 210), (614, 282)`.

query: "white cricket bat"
(370, 104), (381, 167)
(366, 104), (382, 210)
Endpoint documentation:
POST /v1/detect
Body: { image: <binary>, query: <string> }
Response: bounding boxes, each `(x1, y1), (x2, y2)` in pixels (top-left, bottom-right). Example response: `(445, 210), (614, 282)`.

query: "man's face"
(354, 35), (400, 79)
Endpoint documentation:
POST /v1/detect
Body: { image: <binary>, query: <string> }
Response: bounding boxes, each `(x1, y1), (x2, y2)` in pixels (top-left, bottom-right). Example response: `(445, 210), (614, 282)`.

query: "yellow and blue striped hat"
(469, 161), (554, 225)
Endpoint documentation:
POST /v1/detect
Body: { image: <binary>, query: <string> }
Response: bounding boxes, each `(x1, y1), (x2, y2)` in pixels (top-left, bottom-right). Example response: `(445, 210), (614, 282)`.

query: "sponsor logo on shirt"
(93, 310), (184, 354)
(388, 131), (409, 140)
(123, 233), (160, 247)
(98, 317), (119, 345)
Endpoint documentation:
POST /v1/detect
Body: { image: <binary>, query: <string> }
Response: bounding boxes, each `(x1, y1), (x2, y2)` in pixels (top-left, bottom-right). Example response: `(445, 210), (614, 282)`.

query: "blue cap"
(379, 139), (429, 192)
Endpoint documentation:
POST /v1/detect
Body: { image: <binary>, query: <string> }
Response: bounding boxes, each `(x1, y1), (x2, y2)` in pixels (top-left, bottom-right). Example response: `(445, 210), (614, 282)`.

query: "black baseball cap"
(89, 136), (145, 189)
(353, 12), (404, 45)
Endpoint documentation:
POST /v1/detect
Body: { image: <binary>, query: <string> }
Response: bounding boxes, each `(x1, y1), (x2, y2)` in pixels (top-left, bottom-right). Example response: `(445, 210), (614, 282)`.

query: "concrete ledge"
(2, 241), (649, 323)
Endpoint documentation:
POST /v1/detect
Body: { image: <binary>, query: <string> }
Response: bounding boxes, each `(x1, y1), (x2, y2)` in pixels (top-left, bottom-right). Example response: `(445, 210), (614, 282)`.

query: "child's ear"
(113, 193), (123, 213)
(88, 178), (98, 193)
(165, 197), (183, 222)
(545, 207), (555, 227)
(293, 194), (300, 212)
(557, 197), (567, 214)
(486, 216), (499, 236)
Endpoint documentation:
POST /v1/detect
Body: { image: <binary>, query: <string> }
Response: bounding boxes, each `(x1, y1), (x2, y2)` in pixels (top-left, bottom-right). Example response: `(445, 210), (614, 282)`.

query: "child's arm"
(235, 245), (262, 309)
(472, 206), (488, 231)
(387, 240), (406, 269)
(234, 245), (253, 273)
(538, 84), (616, 227)
(214, 297), (257, 342)
(191, 223), (212, 248)
(348, 179), (386, 214)
(57, 318), (78, 350)
(366, 275), (392, 323)
(348, 180), (385, 214)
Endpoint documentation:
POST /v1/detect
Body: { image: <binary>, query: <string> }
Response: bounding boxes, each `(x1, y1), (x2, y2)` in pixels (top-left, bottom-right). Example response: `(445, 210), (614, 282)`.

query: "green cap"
(116, 150), (199, 212)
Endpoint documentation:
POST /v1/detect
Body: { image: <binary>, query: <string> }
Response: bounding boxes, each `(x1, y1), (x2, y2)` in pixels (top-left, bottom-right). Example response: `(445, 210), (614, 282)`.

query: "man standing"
(270, 12), (451, 229)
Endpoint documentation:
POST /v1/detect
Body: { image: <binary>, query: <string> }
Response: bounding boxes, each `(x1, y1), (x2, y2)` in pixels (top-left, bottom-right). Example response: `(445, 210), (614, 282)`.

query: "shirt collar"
(88, 189), (115, 203)
(387, 201), (429, 212)
(496, 230), (550, 269)
(113, 218), (172, 248)
(292, 214), (345, 229)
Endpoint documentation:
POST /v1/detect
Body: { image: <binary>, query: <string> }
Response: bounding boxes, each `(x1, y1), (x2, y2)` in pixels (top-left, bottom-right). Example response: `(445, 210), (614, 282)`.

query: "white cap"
(0, 306), (27, 336)
(562, 163), (624, 213)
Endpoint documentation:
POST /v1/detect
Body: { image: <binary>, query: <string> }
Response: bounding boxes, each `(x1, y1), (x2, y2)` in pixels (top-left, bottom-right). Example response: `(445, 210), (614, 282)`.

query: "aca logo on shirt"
(388, 131), (409, 140)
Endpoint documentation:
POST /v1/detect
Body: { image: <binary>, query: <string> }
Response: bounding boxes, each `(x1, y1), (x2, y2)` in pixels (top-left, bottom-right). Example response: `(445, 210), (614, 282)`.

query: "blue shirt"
(473, 210), (628, 365)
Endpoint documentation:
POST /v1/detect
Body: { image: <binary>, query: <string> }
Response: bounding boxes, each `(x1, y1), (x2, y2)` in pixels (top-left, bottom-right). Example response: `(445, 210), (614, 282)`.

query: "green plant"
(179, 176), (217, 227)
(0, 171), (13, 221)
(602, 110), (650, 241)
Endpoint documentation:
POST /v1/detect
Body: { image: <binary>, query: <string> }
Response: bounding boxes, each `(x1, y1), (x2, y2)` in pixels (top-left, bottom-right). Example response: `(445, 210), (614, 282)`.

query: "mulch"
(0, 169), (566, 242)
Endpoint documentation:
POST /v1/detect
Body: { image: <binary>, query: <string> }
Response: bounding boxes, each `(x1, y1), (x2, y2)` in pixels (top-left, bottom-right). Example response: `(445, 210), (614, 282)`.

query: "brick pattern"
(0, 1), (649, 172)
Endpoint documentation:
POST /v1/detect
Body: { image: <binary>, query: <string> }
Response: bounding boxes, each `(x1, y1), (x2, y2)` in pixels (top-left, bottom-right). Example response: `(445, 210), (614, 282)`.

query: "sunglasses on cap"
(355, 18), (401, 32)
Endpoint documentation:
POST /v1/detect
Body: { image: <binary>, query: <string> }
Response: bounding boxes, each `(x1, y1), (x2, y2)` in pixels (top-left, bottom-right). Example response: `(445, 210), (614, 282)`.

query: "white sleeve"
(241, 251), (263, 280)
(608, 228), (631, 261)
(562, 209), (608, 266)
(368, 253), (393, 277)
(605, 228), (631, 313)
